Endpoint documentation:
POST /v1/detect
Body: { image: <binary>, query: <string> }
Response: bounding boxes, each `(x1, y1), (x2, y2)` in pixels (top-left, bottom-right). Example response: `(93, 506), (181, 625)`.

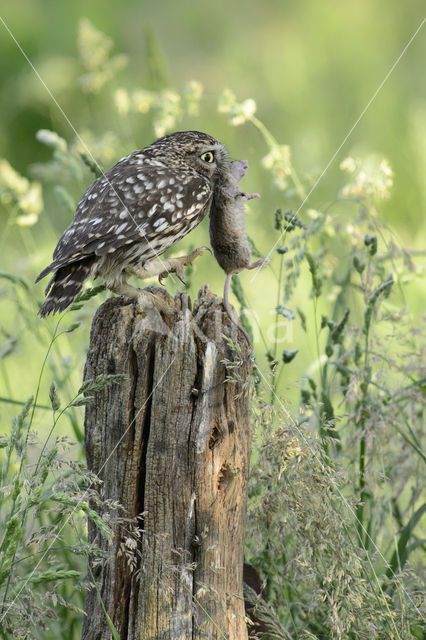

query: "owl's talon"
(158, 269), (186, 286)
(157, 247), (209, 285)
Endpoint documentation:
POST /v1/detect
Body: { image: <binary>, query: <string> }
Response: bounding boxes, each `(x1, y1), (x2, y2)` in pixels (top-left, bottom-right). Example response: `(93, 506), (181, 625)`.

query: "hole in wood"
(209, 424), (222, 449)
(217, 463), (235, 492)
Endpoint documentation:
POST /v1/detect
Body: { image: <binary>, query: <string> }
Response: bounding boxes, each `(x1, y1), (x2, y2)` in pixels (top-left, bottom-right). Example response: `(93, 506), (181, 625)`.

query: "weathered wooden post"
(82, 286), (252, 640)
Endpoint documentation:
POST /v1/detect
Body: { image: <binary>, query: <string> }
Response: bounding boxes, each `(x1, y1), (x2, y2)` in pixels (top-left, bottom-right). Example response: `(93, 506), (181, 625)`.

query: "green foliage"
(242, 153), (425, 638)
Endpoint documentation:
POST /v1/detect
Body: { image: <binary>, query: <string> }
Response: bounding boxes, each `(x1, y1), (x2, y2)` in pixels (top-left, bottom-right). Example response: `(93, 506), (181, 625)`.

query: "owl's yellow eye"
(200, 151), (214, 163)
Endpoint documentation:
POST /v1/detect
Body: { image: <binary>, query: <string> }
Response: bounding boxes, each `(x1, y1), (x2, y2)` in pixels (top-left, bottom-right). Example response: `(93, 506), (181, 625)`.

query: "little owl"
(36, 130), (230, 316)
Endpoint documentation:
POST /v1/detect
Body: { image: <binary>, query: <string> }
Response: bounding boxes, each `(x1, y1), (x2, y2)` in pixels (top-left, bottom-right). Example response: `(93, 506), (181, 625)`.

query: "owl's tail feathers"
(36, 257), (96, 317)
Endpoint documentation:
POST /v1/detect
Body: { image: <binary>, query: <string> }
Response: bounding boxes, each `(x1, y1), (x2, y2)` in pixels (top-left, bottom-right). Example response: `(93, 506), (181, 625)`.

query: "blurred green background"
(0, 1), (425, 421)
(1, 0), (426, 229)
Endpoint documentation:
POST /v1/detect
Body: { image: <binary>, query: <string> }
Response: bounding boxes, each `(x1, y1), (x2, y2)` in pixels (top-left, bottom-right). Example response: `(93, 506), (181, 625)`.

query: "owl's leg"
(128, 247), (211, 285)
(109, 281), (141, 299)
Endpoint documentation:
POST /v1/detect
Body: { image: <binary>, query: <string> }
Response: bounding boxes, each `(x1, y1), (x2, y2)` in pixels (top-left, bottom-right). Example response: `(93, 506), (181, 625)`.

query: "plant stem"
(250, 115), (307, 200)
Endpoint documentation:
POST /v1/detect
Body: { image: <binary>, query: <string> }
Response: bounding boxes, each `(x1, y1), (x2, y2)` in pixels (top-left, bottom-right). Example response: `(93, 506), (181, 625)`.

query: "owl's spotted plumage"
(36, 130), (230, 316)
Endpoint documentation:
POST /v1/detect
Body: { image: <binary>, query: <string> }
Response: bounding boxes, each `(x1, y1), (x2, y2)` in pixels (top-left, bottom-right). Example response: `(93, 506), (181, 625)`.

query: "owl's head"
(150, 130), (230, 184)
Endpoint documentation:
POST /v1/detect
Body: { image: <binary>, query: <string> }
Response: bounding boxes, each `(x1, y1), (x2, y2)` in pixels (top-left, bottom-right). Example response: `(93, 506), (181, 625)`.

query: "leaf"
(387, 503), (426, 577)
(353, 254), (366, 273)
(0, 333), (17, 359)
(364, 234), (377, 256)
(54, 185), (76, 216)
(330, 308), (350, 344)
(71, 396), (95, 407)
(64, 322), (81, 334)
(282, 349), (298, 364)
(71, 284), (106, 307)
(275, 306), (295, 320)
(49, 382), (60, 411)
(274, 208), (283, 231)
(0, 271), (30, 291)
(79, 151), (104, 178)
(297, 307), (306, 332)
(305, 253), (322, 298)
(276, 245), (288, 254)
(363, 278), (394, 335)
(78, 373), (128, 394)
(247, 235), (263, 258)
(230, 275), (247, 308)
(36, 129), (67, 152)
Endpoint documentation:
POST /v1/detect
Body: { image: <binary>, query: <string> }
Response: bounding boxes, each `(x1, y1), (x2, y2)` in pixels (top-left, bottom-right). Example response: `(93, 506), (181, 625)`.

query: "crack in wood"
(82, 290), (251, 640)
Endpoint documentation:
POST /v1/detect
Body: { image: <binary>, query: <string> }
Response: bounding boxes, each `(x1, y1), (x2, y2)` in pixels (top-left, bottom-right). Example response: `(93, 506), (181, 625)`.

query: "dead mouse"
(209, 159), (269, 346)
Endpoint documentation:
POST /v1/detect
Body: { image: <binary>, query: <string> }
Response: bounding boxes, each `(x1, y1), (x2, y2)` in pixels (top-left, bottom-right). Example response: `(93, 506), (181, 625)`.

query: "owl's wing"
(36, 157), (212, 282)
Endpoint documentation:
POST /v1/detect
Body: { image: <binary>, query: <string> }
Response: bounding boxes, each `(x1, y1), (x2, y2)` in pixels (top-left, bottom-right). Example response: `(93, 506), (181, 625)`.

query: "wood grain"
(82, 287), (251, 640)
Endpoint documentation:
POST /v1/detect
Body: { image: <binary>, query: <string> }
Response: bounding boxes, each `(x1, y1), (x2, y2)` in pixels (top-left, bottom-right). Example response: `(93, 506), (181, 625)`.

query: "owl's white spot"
(186, 204), (199, 216)
(88, 192), (98, 200)
(107, 225), (117, 233)
(176, 200), (183, 208)
(119, 209), (128, 219)
(163, 202), (175, 212)
(116, 222), (128, 234)
(160, 195), (168, 204)
(126, 177), (136, 184)
(133, 184), (143, 194)
(88, 232), (94, 239)
(157, 179), (166, 189)
(172, 211), (183, 222)
(154, 221), (168, 233)
(148, 204), (158, 217)
(97, 241), (105, 249)
(146, 160), (165, 168)
(118, 155), (130, 163)
(117, 234), (126, 240)
(196, 192), (206, 201)
(64, 228), (75, 236)
(153, 217), (166, 227)
(176, 192), (184, 200)
(169, 178), (175, 185)
(92, 218), (103, 225)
